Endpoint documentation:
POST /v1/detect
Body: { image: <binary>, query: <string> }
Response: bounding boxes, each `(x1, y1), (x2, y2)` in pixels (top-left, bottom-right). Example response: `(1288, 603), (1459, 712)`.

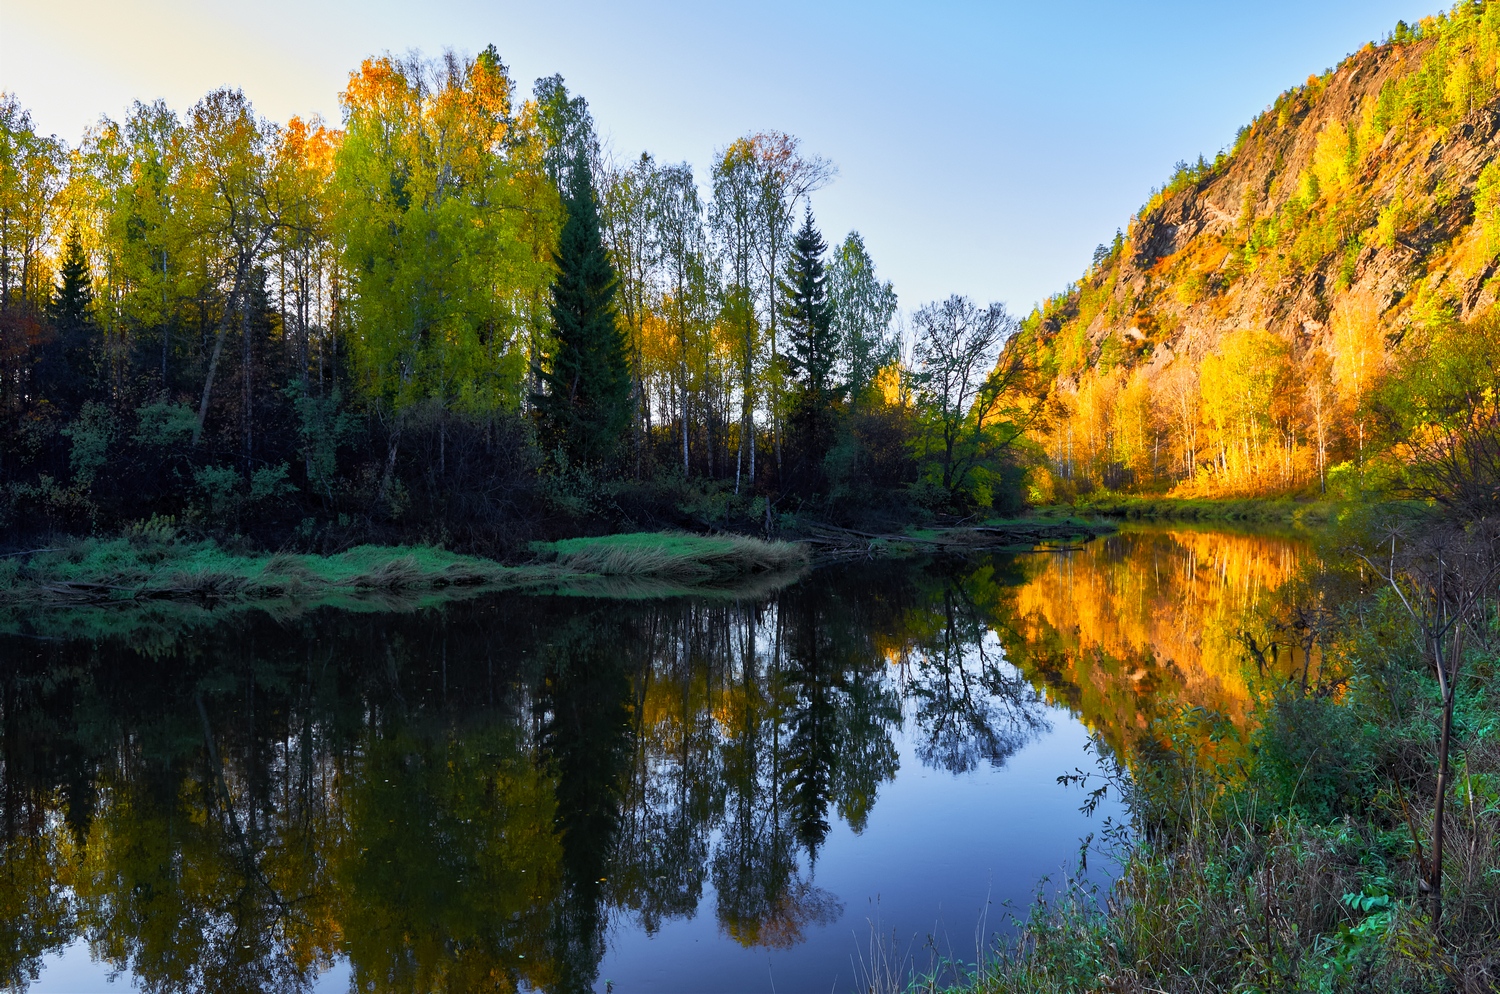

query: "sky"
(1, 0), (1448, 315)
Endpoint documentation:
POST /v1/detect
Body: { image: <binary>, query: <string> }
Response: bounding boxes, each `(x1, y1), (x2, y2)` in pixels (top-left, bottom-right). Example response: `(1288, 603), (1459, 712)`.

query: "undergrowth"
(918, 548), (1500, 994)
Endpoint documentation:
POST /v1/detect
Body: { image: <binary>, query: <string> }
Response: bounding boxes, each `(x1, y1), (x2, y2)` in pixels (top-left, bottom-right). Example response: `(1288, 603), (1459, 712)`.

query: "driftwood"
(797, 521), (1102, 561)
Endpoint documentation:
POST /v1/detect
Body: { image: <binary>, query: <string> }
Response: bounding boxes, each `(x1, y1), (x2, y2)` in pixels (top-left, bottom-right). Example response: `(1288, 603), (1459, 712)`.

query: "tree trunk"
(242, 288), (253, 474)
(194, 282), (239, 446)
(1431, 681), (1454, 927)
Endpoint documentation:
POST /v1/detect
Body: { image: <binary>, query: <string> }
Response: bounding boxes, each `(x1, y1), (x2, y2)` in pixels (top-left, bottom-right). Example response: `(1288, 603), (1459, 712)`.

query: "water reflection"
(0, 526), (1310, 992)
(990, 524), (1309, 756)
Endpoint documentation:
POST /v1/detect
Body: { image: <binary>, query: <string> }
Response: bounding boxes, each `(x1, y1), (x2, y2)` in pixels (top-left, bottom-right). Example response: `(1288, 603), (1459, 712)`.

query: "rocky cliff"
(1024, 4), (1500, 494)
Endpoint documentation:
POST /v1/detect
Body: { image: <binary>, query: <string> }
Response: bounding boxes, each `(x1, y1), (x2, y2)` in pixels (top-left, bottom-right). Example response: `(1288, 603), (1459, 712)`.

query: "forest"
(0, 50), (1036, 555)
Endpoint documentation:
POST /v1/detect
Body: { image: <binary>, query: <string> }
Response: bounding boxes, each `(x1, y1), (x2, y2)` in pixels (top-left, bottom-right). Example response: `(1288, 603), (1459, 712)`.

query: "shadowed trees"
(536, 149), (633, 470)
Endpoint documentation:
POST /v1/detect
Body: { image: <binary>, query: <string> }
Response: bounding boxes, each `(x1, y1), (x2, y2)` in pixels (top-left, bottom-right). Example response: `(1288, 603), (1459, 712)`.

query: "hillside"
(1023, 3), (1500, 500)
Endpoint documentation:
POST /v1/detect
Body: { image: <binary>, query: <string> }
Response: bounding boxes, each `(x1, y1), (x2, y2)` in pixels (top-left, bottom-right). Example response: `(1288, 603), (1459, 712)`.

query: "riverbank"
(2, 513), (1117, 611)
(0, 531), (813, 607)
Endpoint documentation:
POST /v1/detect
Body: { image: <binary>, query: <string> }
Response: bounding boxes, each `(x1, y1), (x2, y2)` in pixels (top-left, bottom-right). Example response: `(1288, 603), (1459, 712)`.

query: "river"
(1, 524), (1310, 993)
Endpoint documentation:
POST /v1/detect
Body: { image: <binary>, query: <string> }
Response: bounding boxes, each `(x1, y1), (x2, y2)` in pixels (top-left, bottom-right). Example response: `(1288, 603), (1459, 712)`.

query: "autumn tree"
(0, 95), (65, 312)
(1330, 290), (1387, 466)
(177, 88), (281, 453)
(710, 138), (764, 489)
(1198, 329), (1289, 490)
(336, 52), (543, 418)
(1158, 357), (1201, 481)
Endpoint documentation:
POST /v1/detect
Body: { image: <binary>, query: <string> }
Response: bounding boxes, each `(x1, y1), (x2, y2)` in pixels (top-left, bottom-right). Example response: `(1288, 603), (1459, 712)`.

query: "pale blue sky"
(2, 0), (1444, 313)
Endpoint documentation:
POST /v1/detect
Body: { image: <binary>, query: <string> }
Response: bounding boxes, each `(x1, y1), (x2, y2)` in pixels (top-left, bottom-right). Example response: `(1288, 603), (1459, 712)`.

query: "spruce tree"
(536, 148), (632, 468)
(49, 228), (94, 330)
(779, 209), (837, 403)
(42, 228), (97, 407)
(778, 209), (840, 486)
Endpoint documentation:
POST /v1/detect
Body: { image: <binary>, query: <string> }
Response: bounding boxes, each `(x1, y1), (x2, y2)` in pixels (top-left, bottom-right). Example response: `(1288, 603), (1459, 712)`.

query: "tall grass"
(951, 705), (1500, 994)
(537, 532), (808, 582)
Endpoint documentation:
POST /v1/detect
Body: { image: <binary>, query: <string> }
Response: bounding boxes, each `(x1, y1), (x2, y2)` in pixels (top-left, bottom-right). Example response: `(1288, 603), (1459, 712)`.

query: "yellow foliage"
(872, 361), (905, 407)
(1198, 329), (1290, 488)
(1311, 120), (1354, 200)
(1329, 291), (1386, 412)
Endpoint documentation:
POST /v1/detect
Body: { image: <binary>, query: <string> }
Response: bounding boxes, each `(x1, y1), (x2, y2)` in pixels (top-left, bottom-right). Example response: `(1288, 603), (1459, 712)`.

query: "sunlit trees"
(0, 95), (65, 311)
(336, 52), (544, 417)
(268, 114), (339, 396)
(1158, 357), (1201, 481)
(1329, 290), (1386, 464)
(5, 58), (1019, 538)
(1198, 329), (1290, 490)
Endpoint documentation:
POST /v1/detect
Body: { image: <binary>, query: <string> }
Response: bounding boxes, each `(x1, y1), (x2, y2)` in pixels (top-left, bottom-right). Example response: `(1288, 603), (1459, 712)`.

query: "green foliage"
(828, 231), (898, 404)
(536, 149), (632, 468)
(780, 210), (837, 402)
(133, 401), (197, 449)
(62, 402), (115, 488)
(335, 51), (543, 413)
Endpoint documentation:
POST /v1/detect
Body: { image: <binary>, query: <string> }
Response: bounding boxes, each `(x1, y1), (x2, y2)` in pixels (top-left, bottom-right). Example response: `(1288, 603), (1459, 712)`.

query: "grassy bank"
(1, 538), (530, 602)
(0, 529), (811, 610)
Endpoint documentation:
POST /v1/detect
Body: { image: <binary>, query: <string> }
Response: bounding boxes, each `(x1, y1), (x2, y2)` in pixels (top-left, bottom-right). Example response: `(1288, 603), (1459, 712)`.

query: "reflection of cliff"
(992, 527), (1307, 755)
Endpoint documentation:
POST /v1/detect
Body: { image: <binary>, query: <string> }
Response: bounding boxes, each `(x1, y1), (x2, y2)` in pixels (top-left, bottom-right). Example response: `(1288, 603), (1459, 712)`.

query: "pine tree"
(779, 209), (837, 403)
(536, 148), (632, 468)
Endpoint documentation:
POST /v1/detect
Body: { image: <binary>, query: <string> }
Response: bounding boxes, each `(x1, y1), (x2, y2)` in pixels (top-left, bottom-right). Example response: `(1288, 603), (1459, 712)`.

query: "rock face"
(1030, 9), (1500, 393)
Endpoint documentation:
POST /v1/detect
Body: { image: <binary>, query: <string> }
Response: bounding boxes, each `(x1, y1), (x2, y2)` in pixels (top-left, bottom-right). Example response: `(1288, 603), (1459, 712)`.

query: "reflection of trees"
(538, 613), (634, 994)
(613, 606), (726, 933)
(900, 579), (1049, 775)
(0, 555), (1076, 989)
(985, 527), (1308, 758)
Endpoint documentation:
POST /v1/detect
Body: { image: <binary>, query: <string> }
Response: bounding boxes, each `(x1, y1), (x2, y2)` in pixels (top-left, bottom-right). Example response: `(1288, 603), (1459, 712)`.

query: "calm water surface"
(2, 525), (1308, 993)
